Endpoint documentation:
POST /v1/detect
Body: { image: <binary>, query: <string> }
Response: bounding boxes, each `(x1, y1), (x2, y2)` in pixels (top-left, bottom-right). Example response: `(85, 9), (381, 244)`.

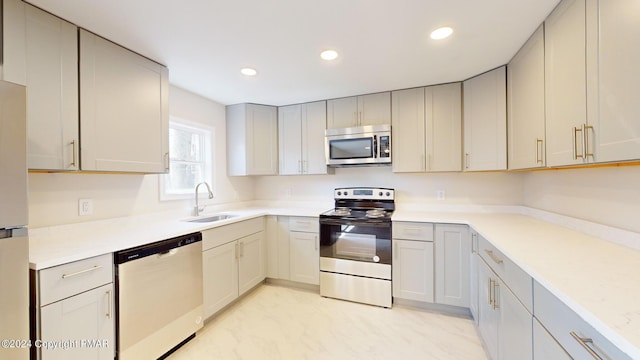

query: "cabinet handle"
(484, 249), (503, 265)
(536, 139), (543, 164)
(61, 265), (102, 279)
(164, 152), (170, 171)
(106, 290), (112, 319)
(298, 160), (302, 174)
(69, 140), (77, 168)
(488, 278), (494, 305)
(303, 160), (308, 174)
(402, 227), (424, 234)
(315, 236), (318, 251)
(465, 153), (470, 169)
(573, 127), (584, 159)
(471, 233), (477, 253)
(492, 281), (500, 310)
(570, 332), (604, 360)
(584, 125), (594, 158)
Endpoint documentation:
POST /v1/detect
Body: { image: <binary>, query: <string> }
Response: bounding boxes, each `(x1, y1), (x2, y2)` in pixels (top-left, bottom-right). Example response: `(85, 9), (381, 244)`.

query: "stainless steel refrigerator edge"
(0, 80), (30, 359)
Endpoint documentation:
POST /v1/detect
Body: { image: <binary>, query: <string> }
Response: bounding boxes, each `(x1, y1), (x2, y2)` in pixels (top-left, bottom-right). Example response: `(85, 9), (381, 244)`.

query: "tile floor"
(168, 284), (488, 360)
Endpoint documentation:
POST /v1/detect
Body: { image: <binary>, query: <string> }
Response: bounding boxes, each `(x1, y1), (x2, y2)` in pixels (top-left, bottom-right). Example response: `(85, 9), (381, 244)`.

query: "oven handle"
(319, 218), (391, 228)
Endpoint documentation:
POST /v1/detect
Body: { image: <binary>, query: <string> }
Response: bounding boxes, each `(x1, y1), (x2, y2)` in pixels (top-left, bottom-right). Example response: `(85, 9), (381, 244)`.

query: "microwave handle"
(373, 135), (378, 158)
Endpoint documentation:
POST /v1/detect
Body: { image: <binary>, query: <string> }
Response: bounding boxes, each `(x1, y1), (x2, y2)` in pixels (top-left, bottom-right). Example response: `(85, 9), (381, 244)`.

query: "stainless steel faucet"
(194, 182), (214, 216)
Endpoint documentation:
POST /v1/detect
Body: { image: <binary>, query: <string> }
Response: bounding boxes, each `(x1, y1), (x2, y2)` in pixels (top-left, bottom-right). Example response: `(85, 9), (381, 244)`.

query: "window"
(160, 118), (213, 200)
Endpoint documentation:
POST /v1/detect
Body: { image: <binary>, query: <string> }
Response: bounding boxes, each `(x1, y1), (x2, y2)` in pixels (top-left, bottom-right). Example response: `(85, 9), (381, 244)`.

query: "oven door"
(319, 218), (391, 265)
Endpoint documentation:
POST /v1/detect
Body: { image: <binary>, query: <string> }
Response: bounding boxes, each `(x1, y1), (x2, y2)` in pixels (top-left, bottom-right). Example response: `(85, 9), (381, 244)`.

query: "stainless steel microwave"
(325, 124), (391, 167)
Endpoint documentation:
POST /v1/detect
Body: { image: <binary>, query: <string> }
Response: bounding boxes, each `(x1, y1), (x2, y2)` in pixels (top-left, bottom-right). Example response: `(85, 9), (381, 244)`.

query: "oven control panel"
(334, 187), (394, 200)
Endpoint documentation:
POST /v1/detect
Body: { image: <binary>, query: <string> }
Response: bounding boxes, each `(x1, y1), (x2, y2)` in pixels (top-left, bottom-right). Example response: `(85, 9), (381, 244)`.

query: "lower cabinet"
(202, 218), (266, 319)
(392, 238), (434, 302)
(435, 224), (470, 307)
(266, 216), (319, 286)
(469, 231), (480, 325)
(31, 253), (115, 360)
(477, 251), (532, 360)
(533, 318), (571, 360)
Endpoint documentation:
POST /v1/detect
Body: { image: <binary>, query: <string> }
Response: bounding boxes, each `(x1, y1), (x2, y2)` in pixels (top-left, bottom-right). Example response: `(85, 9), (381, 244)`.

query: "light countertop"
(29, 205), (640, 358)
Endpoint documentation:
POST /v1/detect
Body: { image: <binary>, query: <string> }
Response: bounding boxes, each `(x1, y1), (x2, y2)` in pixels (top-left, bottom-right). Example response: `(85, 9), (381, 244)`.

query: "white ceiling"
(28, 0), (560, 106)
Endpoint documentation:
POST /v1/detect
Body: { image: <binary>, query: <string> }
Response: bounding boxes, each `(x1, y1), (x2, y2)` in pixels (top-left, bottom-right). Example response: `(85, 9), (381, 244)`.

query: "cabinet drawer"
(288, 216), (319, 233)
(202, 217), (264, 250)
(38, 253), (113, 306)
(533, 281), (632, 360)
(392, 222), (434, 241)
(478, 234), (532, 312)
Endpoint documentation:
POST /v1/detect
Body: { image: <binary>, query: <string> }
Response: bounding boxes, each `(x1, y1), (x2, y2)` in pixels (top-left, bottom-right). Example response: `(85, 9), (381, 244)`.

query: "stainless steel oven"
(319, 187), (394, 308)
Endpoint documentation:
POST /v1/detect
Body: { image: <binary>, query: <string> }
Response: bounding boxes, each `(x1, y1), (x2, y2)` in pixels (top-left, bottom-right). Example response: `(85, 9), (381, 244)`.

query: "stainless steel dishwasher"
(114, 232), (203, 360)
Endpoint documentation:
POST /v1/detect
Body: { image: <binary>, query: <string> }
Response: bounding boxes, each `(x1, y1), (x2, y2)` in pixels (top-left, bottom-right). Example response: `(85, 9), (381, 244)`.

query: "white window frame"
(159, 117), (214, 201)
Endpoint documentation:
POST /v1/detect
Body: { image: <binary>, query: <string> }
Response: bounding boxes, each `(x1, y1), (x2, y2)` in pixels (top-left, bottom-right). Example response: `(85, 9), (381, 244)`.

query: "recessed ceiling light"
(320, 49), (339, 61)
(430, 26), (454, 40)
(240, 67), (257, 76)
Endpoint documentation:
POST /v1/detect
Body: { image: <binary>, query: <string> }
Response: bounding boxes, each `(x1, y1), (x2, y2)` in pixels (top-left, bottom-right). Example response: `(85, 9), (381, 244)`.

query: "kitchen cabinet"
(202, 218), (266, 319)
(288, 217), (319, 285)
(0, 0), (26, 85)
(434, 224), (469, 307)
(278, 101), (330, 175)
(391, 83), (462, 173)
(533, 280), (632, 360)
(227, 103), (278, 176)
(545, 0), (589, 167)
(463, 66), (507, 171)
(80, 29), (169, 173)
(508, 25), (546, 170)
(392, 222), (434, 302)
(469, 231), (479, 325)
(23, 3), (79, 171)
(533, 318), (571, 360)
(31, 254), (115, 360)
(476, 234), (533, 360)
(589, 0), (640, 163)
(327, 92), (390, 128)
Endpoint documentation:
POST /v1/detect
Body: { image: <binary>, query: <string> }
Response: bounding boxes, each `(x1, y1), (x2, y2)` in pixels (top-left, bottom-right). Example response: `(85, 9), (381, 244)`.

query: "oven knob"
(373, 256), (380, 263)
(378, 191), (383, 196)
(386, 192), (391, 197)
(344, 190), (348, 196)
(337, 191), (342, 196)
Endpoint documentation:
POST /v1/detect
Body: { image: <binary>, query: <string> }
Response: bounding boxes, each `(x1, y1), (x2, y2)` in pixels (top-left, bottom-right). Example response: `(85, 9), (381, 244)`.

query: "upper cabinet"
(327, 92), (390, 128)
(278, 101), (330, 175)
(80, 29), (169, 173)
(463, 66), (507, 171)
(227, 103), (278, 176)
(508, 25), (546, 170)
(588, 0), (640, 163)
(0, 0), (26, 85)
(392, 83), (461, 173)
(23, 4), (79, 171)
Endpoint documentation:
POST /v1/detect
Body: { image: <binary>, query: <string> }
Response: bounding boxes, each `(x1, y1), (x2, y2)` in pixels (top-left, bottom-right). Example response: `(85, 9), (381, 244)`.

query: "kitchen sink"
(185, 214), (237, 223)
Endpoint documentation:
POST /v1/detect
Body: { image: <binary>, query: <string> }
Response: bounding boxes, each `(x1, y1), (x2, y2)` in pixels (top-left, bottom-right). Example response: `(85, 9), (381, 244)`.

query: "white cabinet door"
(79, 30), (169, 173)
(463, 66), (507, 171)
(238, 232), (266, 295)
(426, 83), (462, 172)
(278, 104), (303, 175)
(533, 318), (571, 360)
(327, 96), (358, 128)
(498, 281), (533, 360)
(435, 224), (469, 307)
(392, 239), (434, 302)
(591, 0), (640, 162)
(24, 4), (78, 170)
(227, 103), (278, 176)
(40, 283), (114, 360)
(392, 87), (426, 172)
(358, 92), (391, 126)
(508, 25), (546, 170)
(545, 0), (588, 167)
(478, 259), (499, 360)
(289, 231), (319, 285)
(301, 101), (328, 174)
(202, 241), (238, 318)
(0, 0), (26, 85)
(469, 232), (479, 325)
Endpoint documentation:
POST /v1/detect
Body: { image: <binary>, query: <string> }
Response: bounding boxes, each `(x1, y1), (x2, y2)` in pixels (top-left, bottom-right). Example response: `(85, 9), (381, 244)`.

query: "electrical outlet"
(78, 199), (93, 216)
(436, 190), (446, 201)
(285, 188), (293, 197)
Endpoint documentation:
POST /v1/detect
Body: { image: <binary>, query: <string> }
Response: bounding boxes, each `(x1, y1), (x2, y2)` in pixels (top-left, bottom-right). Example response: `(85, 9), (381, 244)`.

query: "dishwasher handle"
(114, 232), (201, 265)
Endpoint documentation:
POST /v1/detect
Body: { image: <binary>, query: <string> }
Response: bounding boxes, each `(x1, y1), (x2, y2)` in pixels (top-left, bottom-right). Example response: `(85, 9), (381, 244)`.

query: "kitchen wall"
(253, 167), (525, 208)
(27, 86), (254, 228)
(523, 165), (640, 233)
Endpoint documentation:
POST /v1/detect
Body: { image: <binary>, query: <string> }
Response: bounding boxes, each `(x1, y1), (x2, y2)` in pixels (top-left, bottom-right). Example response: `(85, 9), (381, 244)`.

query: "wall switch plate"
(436, 190), (446, 201)
(78, 198), (93, 216)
